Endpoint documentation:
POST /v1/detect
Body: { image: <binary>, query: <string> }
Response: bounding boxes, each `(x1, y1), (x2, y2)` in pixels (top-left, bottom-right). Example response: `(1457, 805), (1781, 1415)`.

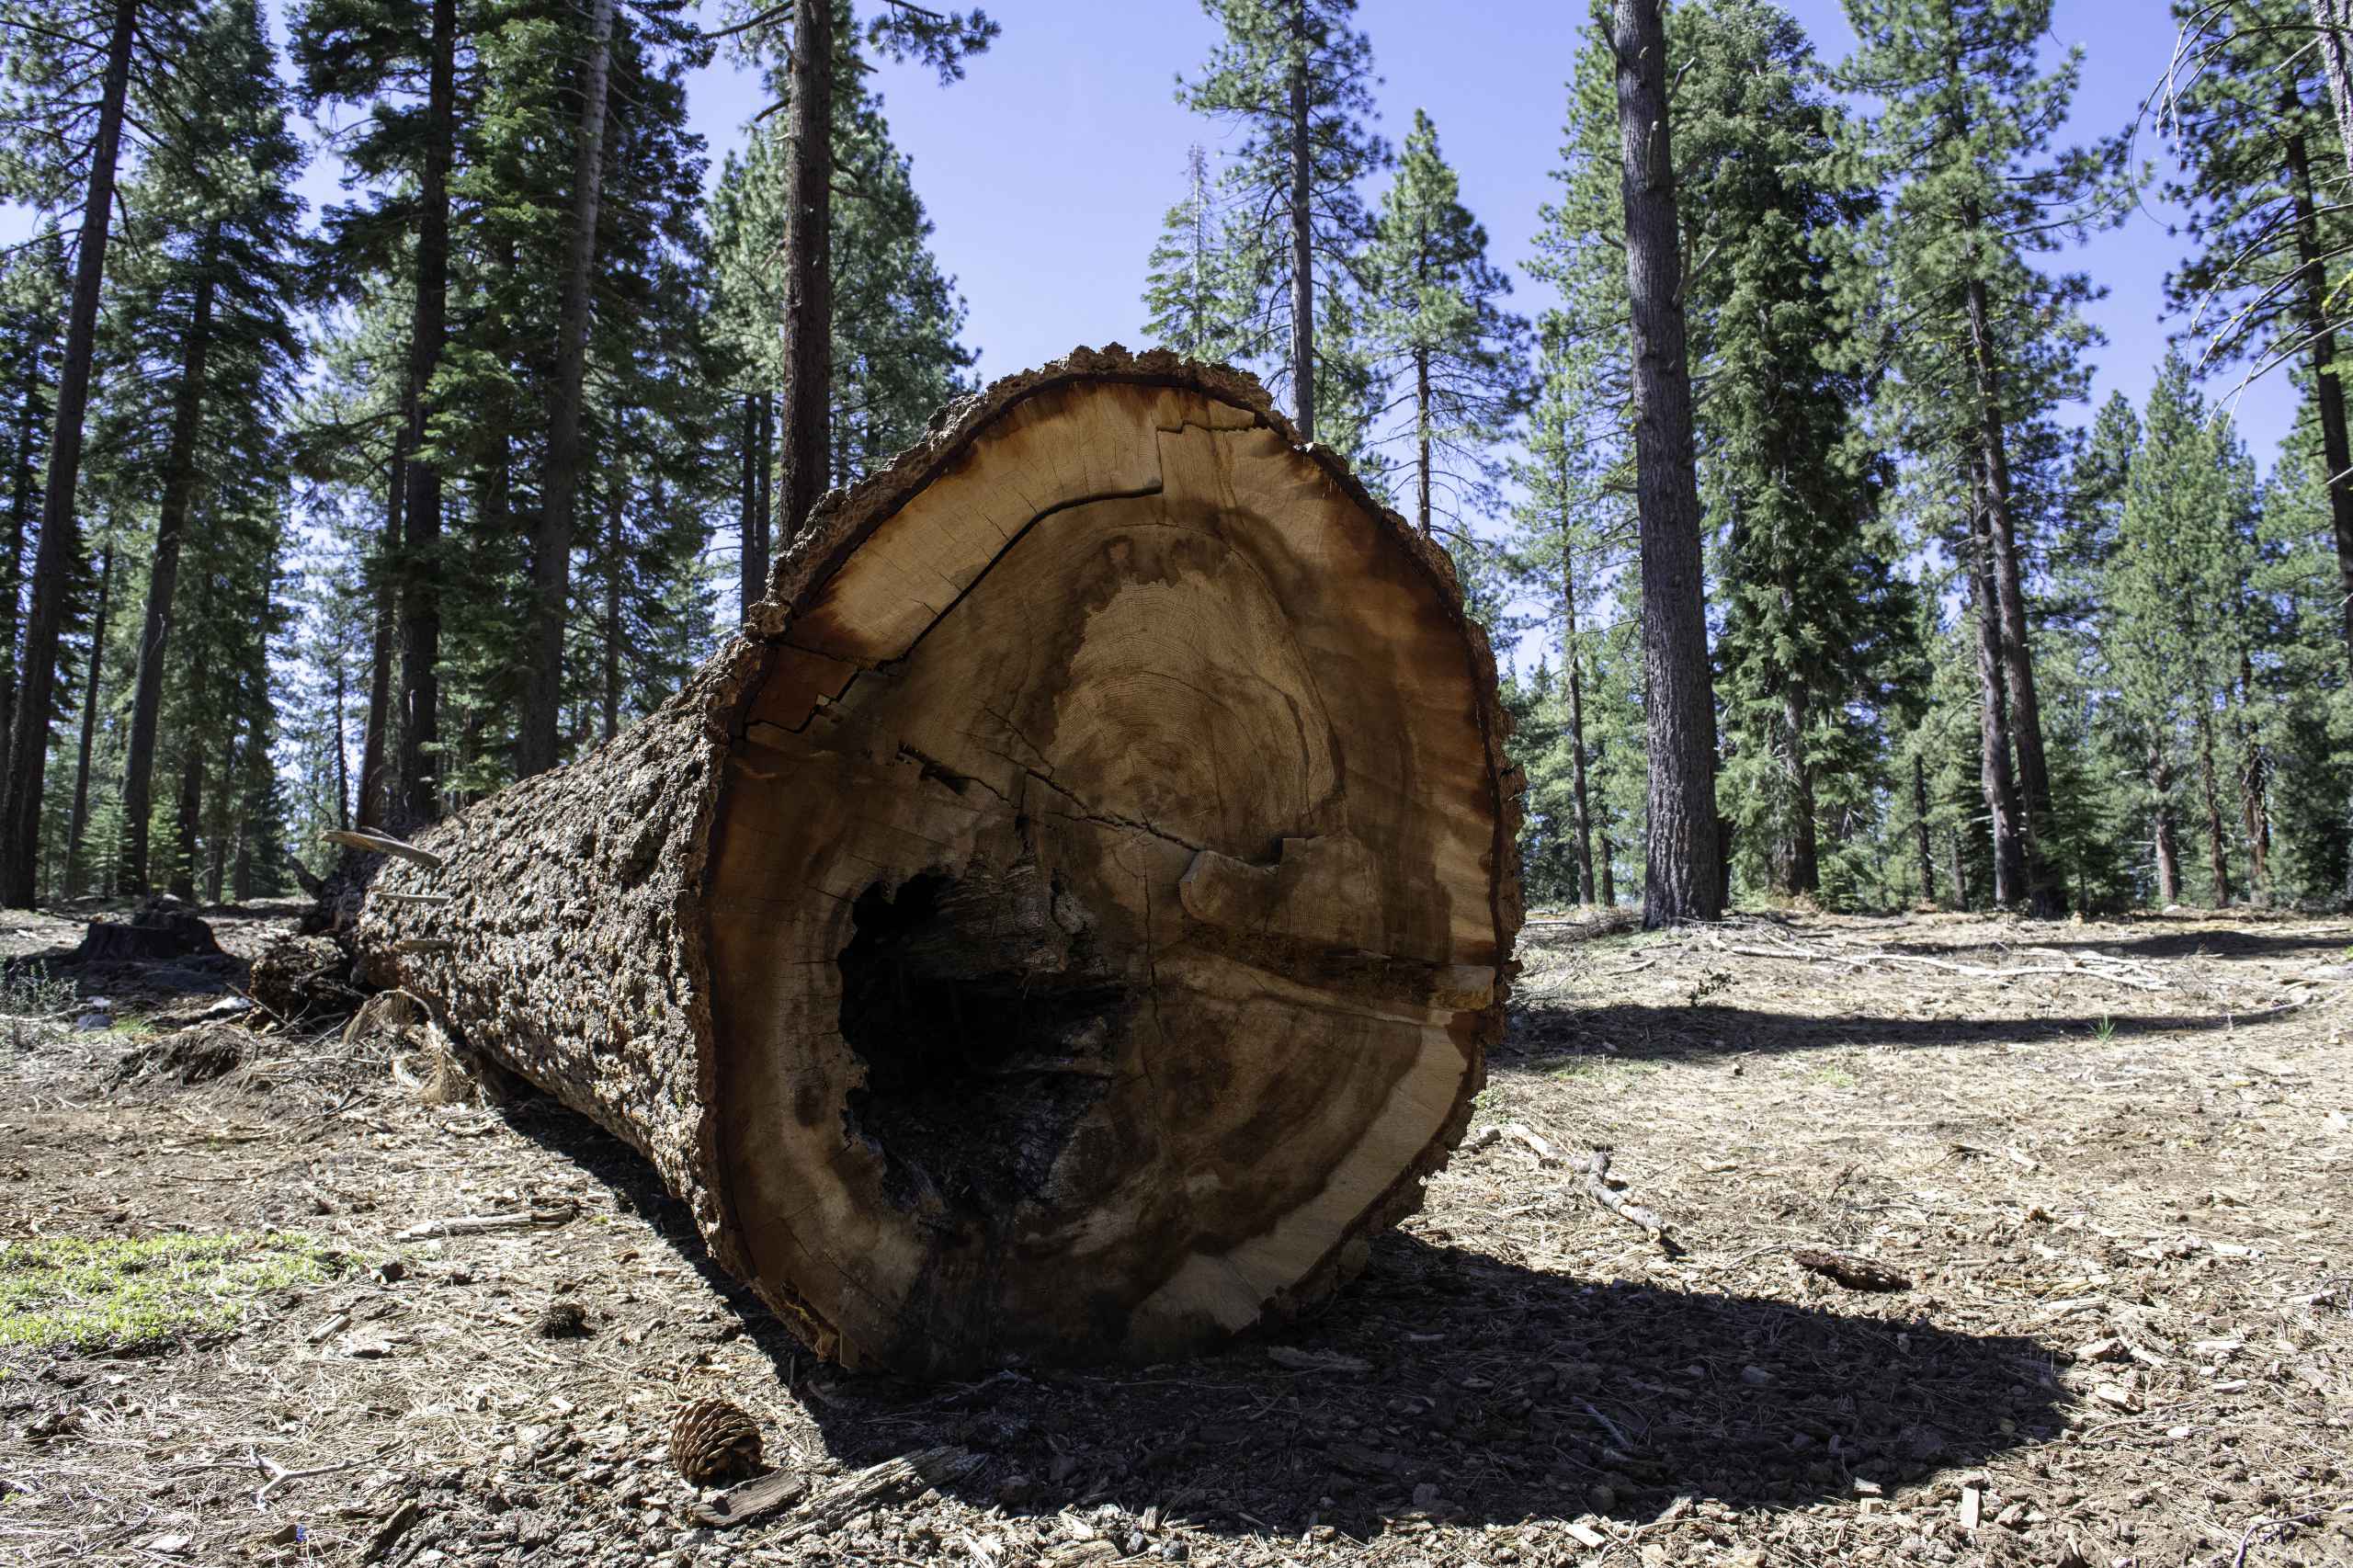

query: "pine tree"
(1836, 0), (2126, 918)
(1142, 146), (1247, 360)
(106, 0), (305, 893)
(1506, 328), (1628, 905)
(1362, 110), (1527, 540)
(1176, 0), (1386, 439)
(720, 0), (994, 545)
(2166, 0), (2353, 681)
(1609, 0), (1722, 926)
(0, 0), (204, 904)
(2103, 354), (2261, 907)
(0, 232), (65, 754)
(1667, 0), (1912, 901)
(709, 64), (977, 605)
(291, 0), (470, 825)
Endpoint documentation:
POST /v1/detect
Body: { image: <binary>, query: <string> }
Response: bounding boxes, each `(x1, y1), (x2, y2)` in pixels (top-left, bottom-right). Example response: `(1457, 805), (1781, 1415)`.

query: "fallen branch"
(772, 1448), (983, 1543)
(1578, 1149), (1679, 1253)
(392, 1203), (577, 1242)
(321, 828), (446, 872)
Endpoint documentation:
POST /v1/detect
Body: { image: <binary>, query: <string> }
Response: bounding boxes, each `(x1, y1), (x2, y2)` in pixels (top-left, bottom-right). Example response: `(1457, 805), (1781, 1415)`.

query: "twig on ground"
(392, 1202), (577, 1242)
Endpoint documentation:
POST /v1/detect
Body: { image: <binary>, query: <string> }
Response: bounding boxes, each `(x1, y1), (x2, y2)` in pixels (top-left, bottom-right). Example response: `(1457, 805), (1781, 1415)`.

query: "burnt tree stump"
(356, 349), (1522, 1376)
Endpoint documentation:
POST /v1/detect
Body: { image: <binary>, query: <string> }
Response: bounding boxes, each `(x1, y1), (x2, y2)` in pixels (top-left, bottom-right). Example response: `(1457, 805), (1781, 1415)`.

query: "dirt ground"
(0, 903), (2347, 1567)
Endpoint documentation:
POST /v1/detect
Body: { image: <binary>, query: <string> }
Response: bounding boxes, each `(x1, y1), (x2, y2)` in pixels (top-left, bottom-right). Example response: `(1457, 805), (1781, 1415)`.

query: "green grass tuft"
(0, 1232), (348, 1354)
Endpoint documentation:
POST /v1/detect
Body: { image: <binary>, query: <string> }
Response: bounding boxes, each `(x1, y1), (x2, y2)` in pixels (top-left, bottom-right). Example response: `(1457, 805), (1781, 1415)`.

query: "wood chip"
(1791, 1248), (1912, 1291)
(695, 1466), (809, 1529)
(1960, 1483), (1983, 1531)
(1563, 1519), (1608, 1549)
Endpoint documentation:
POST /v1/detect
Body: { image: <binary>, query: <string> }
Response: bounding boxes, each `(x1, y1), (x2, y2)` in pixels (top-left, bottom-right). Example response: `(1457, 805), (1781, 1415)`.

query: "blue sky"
(5, 2), (2294, 534)
(678, 0), (2297, 472)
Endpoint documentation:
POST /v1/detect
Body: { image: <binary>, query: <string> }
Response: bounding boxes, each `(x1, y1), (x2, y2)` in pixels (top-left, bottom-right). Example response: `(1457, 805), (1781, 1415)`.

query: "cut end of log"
(358, 347), (1522, 1378)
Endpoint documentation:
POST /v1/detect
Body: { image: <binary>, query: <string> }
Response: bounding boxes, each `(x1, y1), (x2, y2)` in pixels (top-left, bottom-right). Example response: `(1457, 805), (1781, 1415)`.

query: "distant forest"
(0, 0), (2346, 922)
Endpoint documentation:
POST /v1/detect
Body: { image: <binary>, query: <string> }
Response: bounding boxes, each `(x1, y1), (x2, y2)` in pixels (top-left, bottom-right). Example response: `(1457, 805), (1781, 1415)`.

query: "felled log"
(356, 348), (1522, 1377)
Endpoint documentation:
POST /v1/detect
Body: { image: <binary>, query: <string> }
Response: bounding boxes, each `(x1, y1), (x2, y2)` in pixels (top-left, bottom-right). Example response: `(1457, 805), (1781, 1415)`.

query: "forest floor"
(0, 903), (2347, 1567)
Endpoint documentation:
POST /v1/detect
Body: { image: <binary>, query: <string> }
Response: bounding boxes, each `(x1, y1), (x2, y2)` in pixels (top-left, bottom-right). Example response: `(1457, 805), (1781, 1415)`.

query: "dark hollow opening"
(837, 868), (1131, 1221)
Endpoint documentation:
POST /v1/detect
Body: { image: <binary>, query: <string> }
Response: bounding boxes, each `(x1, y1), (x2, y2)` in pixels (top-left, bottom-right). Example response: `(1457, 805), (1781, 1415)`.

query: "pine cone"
(669, 1397), (762, 1485)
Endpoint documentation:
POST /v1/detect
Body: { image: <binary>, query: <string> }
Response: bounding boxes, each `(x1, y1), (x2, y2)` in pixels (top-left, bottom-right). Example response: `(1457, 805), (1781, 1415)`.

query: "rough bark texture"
(1612, 0), (1721, 927)
(1911, 753), (1936, 908)
(357, 349), (1521, 1379)
(1961, 265), (2062, 919)
(0, 342), (46, 751)
(2151, 740), (2182, 904)
(1970, 514), (2027, 908)
(2197, 708), (2231, 907)
(777, 0), (832, 542)
(521, 0), (614, 778)
(2280, 112), (2353, 678)
(394, 0), (458, 827)
(2315, 0), (2353, 180)
(1782, 682), (1819, 897)
(0, 0), (137, 907)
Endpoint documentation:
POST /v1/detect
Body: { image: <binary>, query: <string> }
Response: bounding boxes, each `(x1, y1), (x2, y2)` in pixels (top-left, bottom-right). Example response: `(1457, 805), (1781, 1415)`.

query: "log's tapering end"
(360, 352), (1521, 1379)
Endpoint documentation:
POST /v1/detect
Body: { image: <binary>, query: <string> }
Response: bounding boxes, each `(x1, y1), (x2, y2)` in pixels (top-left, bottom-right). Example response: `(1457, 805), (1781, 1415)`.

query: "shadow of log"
(1506, 999), (2302, 1063)
(498, 1095), (2063, 1537)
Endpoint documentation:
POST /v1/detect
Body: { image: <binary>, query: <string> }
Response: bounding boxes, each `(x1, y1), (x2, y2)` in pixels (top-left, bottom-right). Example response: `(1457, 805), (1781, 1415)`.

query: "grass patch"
(0, 1232), (347, 1354)
(1540, 1056), (1660, 1085)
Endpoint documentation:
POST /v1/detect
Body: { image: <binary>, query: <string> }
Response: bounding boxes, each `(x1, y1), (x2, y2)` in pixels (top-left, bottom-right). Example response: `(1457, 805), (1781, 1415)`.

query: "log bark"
(356, 350), (1521, 1378)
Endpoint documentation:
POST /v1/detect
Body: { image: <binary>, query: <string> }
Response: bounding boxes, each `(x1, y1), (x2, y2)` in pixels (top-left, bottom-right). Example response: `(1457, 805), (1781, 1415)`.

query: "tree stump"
(357, 348), (1522, 1376)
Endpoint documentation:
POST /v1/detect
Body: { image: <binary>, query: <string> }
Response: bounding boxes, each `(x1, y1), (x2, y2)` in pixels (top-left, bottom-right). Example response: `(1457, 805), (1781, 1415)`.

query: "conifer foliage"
(0, 0), (2346, 922)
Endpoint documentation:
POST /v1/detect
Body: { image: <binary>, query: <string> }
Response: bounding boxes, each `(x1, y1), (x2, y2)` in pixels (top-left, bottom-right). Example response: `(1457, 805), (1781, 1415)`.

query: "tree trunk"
(0, 0), (138, 908)
(521, 0), (615, 778)
(1970, 509), (2027, 907)
(1287, 1), (1315, 442)
(1612, 0), (1721, 927)
(119, 246), (218, 893)
(2150, 738), (2181, 904)
(2197, 705), (2231, 906)
(739, 392), (765, 619)
(63, 543), (110, 898)
(392, 0), (457, 828)
(2237, 647), (2269, 897)
(355, 354), (1520, 1379)
(171, 731), (203, 903)
(1561, 521), (1594, 906)
(1961, 266), (2062, 918)
(1414, 347), (1431, 536)
(778, 0), (833, 541)
(2279, 113), (2353, 679)
(1949, 825), (1970, 912)
(1910, 752), (1937, 907)
(1782, 681), (1818, 896)
(332, 657), (350, 832)
(2313, 0), (2353, 179)
(0, 339), (48, 749)
(356, 497), (398, 830)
